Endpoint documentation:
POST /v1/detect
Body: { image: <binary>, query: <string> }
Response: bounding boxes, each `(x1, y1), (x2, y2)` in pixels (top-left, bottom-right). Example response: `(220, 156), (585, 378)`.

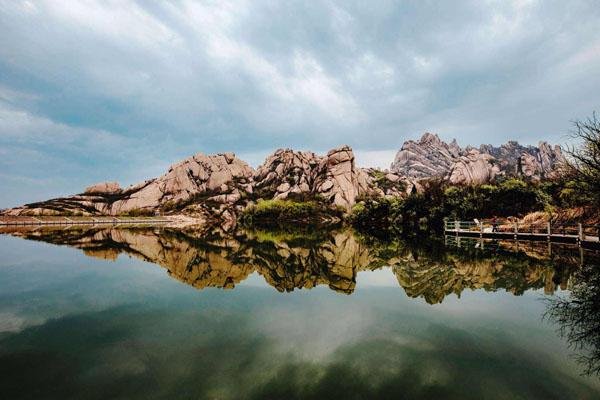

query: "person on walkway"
(492, 216), (498, 232)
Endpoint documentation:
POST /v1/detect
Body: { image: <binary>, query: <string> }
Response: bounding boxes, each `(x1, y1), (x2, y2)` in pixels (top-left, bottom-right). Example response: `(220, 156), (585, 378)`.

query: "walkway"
(444, 220), (600, 250)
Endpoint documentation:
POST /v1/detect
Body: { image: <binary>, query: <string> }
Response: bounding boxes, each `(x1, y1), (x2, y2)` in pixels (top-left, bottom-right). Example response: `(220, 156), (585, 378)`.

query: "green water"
(0, 226), (599, 399)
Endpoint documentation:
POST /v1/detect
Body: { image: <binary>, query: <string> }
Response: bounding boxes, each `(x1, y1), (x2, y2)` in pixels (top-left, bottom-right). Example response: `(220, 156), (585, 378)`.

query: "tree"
(565, 112), (600, 207)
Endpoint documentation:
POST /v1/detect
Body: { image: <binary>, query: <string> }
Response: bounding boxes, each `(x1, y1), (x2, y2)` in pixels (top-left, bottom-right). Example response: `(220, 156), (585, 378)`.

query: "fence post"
(546, 222), (551, 240)
(578, 223), (584, 244)
(480, 221), (483, 238)
(455, 220), (459, 235)
(514, 221), (518, 239)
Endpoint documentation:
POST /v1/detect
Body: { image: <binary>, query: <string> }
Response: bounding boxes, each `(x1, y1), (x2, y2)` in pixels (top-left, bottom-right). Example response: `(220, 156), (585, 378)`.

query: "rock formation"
(447, 149), (501, 185)
(4, 145), (405, 226)
(390, 133), (461, 179)
(391, 133), (565, 185)
(1, 133), (566, 222)
(85, 181), (121, 195)
(4, 152), (254, 219)
(253, 145), (389, 210)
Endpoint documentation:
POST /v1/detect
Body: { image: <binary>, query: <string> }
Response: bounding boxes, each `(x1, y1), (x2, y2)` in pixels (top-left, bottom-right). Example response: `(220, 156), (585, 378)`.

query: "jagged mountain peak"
(392, 133), (565, 184)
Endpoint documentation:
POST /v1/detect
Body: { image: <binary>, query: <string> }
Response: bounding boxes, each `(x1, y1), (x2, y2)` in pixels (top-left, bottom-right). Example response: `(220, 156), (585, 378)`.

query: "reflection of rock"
(392, 255), (561, 304)
(249, 230), (377, 293)
(0, 226), (580, 300)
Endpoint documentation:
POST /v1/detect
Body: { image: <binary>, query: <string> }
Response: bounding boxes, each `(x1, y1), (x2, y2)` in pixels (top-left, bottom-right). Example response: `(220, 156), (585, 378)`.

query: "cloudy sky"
(1, 0), (599, 207)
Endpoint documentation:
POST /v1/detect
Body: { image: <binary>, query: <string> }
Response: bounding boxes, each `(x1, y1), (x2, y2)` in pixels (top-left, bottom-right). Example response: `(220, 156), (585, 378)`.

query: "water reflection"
(546, 263), (600, 375)
(2, 226), (600, 397)
(1, 226), (595, 303)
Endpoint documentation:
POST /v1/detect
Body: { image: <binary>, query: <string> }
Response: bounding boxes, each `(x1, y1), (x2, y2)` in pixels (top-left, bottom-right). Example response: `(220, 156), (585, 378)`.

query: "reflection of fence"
(0, 216), (171, 226)
(444, 219), (600, 249)
(443, 235), (596, 267)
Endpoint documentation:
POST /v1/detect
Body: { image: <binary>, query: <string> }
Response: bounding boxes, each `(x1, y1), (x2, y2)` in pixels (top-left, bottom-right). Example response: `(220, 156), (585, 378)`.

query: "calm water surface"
(1, 226), (599, 399)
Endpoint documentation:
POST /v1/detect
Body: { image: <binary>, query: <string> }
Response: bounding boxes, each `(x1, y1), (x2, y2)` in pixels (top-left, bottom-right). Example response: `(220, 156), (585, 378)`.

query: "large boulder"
(84, 182), (121, 195)
(110, 152), (254, 215)
(390, 133), (460, 179)
(447, 150), (501, 185)
(253, 145), (375, 210)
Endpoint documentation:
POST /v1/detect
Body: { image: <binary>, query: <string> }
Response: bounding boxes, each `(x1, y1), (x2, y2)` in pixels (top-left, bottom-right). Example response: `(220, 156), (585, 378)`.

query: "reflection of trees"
(545, 263), (600, 375)
(0, 226), (585, 301)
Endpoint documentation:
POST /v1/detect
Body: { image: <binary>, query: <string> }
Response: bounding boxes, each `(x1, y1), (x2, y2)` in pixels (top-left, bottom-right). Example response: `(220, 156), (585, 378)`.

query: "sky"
(1, 0), (600, 207)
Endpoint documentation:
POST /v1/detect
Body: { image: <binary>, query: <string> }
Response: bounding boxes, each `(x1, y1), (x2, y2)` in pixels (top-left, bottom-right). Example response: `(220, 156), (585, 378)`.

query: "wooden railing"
(444, 219), (600, 245)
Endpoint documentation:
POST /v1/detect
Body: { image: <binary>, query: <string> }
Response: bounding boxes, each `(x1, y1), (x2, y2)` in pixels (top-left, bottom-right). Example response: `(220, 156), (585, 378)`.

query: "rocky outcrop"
(391, 133), (565, 184)
(110, 152), (254, 214)
(3, 145), (397, 225)
(85, 182), (121, 195)
(253, 145), (377, 210)
(5, 152), (254, 219)
(2, 133), (566, 221)
(447, 149), (501, 185)
(390, 133), (460, 179)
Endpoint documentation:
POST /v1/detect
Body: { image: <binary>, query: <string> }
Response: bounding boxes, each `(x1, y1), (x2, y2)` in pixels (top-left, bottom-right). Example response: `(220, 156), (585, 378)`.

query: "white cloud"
(0, 100), (127, 150)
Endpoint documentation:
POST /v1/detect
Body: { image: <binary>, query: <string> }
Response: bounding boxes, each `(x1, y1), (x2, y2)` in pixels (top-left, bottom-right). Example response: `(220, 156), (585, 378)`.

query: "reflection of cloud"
(252, 300), (375, 360)
(355, 267), (398, 287)
(0, 312), (27, 333)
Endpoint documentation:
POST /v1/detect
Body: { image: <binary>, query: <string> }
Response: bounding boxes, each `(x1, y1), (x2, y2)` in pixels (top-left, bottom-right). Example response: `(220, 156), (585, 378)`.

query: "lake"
(1, 226), (599, 399)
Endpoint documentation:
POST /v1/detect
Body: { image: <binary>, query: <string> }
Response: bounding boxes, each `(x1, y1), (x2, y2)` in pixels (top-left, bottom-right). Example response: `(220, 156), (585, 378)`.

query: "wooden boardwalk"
(445, 220), (600, 250)
(0, 215), (172, 226)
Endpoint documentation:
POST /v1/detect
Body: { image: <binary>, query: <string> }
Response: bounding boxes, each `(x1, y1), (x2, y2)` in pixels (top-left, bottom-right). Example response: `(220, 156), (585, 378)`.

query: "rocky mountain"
(4, 152), (254, 220)
(2, 145), (408, 224)
(391, 133), (565, 185)
(253, 146), (408, 209)
(390, 133), (462, 179)
(2, 133), (565, 222)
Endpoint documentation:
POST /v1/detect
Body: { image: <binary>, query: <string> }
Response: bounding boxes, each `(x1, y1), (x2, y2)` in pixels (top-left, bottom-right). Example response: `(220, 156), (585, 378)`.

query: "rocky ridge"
(3, 145), (408, 226)
(391, 133), (565, 184)
(2, 134), (565, 223)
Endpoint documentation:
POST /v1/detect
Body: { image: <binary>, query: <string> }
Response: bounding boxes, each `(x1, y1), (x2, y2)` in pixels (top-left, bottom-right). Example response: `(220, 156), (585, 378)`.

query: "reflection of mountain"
(0, 226), (585, 301)
(393, 255), (565, 304)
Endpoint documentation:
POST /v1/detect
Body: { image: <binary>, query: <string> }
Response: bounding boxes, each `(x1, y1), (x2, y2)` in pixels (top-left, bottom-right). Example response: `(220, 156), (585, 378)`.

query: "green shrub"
(351, 178), (556, 234)
(121, 208), (155, 217)
(240, 199), (341, 228)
